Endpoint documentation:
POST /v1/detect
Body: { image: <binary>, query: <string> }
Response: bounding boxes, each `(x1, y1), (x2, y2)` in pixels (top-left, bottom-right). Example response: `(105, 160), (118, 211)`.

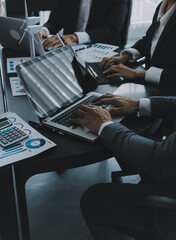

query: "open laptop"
(0, 16), (45, 55)
(16, 45), (122, 142)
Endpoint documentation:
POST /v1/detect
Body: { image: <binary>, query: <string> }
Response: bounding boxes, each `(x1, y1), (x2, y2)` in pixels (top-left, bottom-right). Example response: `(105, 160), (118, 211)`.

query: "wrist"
(71, 34), (78, 43)
(120, 52), (132, 63)
(133, 99), (140, 112)
(98, 121), (113, 136)
(135, 70), (146, 80)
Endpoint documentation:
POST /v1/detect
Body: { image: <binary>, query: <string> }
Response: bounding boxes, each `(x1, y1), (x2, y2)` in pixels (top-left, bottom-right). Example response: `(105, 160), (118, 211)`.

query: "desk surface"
(1, 49), (118, 176)
(1, 48), (160, 175)
(0, 48), (160, 240)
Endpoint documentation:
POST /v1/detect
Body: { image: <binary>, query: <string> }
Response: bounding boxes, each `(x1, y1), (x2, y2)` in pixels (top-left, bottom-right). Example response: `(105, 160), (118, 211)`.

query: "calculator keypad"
(0, 126), (28, 147)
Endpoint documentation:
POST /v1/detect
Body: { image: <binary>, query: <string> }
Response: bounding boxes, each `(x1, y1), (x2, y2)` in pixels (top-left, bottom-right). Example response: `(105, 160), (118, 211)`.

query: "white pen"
(87, 66), (98, 78)
(56, 33), (65, 47)
(87, 66), (96, 78)
(89, 66), (98, 78)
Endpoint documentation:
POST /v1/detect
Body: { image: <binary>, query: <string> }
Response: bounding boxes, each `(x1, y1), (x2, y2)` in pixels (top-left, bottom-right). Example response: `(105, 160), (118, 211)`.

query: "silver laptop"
(0, 16), (45, 55)
(16, 45), (122, 142)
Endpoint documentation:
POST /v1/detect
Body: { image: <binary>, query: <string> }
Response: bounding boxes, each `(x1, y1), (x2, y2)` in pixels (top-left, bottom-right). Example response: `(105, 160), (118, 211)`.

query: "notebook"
(16, 45), (122, 142)
(86, 62), (123, 85)
(0, 16), (45, 55)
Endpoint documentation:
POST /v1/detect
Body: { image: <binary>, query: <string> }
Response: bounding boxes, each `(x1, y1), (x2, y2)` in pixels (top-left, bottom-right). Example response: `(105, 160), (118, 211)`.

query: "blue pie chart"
(25, 138), (46, 149)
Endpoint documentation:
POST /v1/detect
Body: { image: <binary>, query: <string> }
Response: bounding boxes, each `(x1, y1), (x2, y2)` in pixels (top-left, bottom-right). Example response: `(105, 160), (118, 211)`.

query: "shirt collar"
(157, 1), (176, 27)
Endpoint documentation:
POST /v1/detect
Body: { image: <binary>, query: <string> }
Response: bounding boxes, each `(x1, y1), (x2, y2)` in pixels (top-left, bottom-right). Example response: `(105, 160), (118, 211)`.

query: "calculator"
(0, 117), (29, 147)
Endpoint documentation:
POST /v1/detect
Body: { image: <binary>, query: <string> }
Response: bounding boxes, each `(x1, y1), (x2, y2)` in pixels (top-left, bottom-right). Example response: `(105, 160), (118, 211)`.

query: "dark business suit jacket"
(99, 96), (176, 238)
(44, 0), (129, 46)
(132, 1), (176, 95)
(100, 96), (176, 182)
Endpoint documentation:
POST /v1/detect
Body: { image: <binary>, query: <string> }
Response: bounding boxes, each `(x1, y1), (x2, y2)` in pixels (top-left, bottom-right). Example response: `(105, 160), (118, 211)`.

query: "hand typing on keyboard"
(92, 93), (139, 117)
(53, 95), (98, 129)
(70, 104), (112, 134)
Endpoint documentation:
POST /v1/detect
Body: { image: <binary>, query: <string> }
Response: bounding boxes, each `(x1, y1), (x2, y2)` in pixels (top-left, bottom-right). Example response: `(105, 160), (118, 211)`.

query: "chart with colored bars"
(77, 43), (119, 63)
(10, 77), (26, 96)
(0, 112), (56, 167)
(7, 57), (30, 73)
(1, 139), (45, 160)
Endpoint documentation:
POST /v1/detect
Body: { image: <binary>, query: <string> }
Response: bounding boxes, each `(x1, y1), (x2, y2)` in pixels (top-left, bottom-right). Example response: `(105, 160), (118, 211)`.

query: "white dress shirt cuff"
(98, 121), (113, 136)
(42, 27), (50, 36)
(121, 48), (142, 62)
(145, 67), (163, 84)
(139, 98), (151, 116)
(98, 99), (151, 134)
(74, 32), (91, 44)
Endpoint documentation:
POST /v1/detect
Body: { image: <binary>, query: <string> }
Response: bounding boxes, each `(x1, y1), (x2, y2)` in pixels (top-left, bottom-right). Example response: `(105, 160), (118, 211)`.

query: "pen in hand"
(56, 33), (65, 47)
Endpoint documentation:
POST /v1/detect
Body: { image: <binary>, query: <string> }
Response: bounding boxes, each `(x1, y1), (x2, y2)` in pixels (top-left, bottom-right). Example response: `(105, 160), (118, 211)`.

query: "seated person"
(100, 0), (176, 95)
(71, 94), (176, 240)
(39, 0), (129, 49)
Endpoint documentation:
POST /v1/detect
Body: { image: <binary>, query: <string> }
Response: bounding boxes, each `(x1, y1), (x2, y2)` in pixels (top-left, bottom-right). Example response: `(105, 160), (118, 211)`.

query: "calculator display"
(0, 120), (11, 130)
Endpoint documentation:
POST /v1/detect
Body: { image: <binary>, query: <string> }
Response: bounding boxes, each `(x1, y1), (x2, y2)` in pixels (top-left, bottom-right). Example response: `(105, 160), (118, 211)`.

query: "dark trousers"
(80, 183), (176, 240)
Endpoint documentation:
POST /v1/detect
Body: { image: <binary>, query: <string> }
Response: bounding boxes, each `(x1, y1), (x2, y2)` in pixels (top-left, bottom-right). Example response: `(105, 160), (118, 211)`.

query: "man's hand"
(43, 35), (61, 49)
(92, 94), (139, 116)
(43, 34), (78, 50)
(71, 105), (112, 134)
(103, 63), (146, 80)
(39, 29), (48, 40)
(99, 52), (132, 70)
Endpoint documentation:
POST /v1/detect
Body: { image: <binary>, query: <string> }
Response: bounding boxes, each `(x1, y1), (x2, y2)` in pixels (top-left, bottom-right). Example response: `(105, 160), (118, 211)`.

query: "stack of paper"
(72, 43), (119, 63)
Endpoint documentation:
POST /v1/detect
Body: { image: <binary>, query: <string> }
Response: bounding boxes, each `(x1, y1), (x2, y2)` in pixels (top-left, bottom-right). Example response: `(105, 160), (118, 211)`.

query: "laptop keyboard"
(53, 95), (97, 128)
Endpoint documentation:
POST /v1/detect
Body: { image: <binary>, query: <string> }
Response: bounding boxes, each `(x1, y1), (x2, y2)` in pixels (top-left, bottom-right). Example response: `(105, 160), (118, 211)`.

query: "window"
(0, 0), (5, 16)
(129, 0), (161, 39)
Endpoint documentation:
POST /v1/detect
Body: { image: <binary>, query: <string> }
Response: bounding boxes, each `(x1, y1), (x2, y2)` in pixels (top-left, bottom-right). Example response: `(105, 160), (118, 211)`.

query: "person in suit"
(71, 94), (176, 239)
(100, 0), (176, 95)
(39, 0), (129, 49)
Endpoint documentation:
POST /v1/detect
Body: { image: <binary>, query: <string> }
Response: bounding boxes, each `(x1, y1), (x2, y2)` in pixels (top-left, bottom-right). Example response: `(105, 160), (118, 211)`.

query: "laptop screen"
(16, 46), (84, 118)
(0, 16), (45, 55)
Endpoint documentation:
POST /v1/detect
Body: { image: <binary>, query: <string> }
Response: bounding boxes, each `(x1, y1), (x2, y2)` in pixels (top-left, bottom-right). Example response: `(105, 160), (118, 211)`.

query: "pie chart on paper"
(25, 138), (46, 149)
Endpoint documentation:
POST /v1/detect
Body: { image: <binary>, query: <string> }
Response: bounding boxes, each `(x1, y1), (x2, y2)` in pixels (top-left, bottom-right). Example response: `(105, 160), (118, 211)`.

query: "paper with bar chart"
(76, 43), (119, 63)
(9, 77), (26, 96)
(7, 57), (30, 73)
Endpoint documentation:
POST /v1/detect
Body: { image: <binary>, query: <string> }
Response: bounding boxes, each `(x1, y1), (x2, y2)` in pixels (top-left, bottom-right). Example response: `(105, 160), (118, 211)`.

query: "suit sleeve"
(159, 69), (176, 95)
(131, 21), (153, 57)
(131, 21), (154, 57)
(130, 37), (147, 57)
(150, 97), (176, 119)
(100, 122), (176, 182)
(43, 1), (64, 34)
(87, 0), (129, 45)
